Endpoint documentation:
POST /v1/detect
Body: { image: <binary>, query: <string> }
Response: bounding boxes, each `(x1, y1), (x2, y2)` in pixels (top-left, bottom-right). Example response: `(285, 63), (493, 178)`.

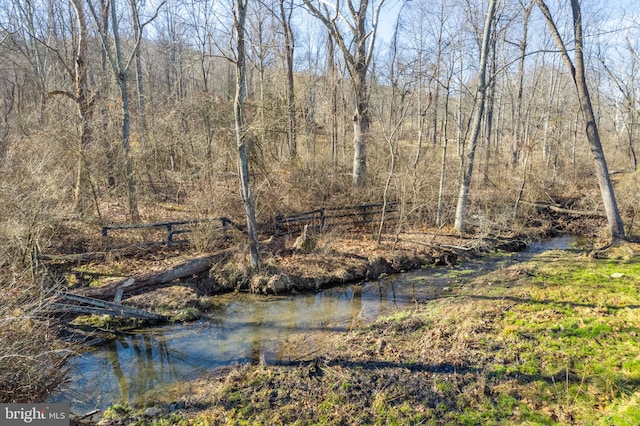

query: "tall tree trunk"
(352, 6), (369, 187)
(280, 0), (297, 159)
(130, 0), (147, 133)
(542, 55), (559, 165)
(110, 0), (140, 223)
(436, 89), (449, 226)
(304, 0), (384, 187)
(436, 62), (453, 226)
(99, 0), (116, 189)
(71, 0), (94, 214)
(454, 0), (497, 232)
(482, 38), (497, 186)
(414, 74), (426, 169)
(511, 2), (532, 167)
(88, 0), (164, 222)
(535, 0), (625, 242)
(117, 73), (140, 223)
(328, 32), (339, 172)
(234, 0), (260, 268)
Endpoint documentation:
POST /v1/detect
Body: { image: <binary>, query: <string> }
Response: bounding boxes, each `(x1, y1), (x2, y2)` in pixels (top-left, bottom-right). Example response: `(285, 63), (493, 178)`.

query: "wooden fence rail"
(100, 202), (407, 247)
(101, 217), (239, 247)
(274, 202), (406, 235)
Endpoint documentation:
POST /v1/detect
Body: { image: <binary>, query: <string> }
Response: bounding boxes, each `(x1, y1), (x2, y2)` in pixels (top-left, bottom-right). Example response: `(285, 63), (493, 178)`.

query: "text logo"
(1, 404), (69, 426)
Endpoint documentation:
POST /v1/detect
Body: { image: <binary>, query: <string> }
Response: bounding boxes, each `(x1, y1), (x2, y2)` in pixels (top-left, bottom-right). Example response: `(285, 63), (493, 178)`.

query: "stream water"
(51, 236), (580, 414)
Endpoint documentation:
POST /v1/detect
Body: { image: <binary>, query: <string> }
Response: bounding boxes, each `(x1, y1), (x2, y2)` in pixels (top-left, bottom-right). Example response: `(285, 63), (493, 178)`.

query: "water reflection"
(53, 236), (578, 414)
(54, 277), (440, 413)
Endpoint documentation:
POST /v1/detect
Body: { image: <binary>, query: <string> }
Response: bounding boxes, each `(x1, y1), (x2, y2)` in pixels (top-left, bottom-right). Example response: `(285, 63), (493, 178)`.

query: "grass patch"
(489, 249), (640, 424)
(378, 311), (411, 322)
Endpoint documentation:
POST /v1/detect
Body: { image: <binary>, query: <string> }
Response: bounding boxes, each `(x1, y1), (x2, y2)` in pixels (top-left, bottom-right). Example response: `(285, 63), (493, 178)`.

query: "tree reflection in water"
(54, 277), (452, 413)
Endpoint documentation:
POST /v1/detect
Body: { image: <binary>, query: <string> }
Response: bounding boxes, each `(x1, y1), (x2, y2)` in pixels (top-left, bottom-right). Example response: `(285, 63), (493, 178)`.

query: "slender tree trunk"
(234, 0), (260, 268)
(98, 0), (116, 189)
(71, 0), (93, 214)
(414, 76), (426, 168)
(456, 52), (465, 158)
(482, 39), (497, 186)
(117, 73), (140, 222)
(436, 105), (449, 226)
(328, 32), (338, 172)
(542, 57), (558, 165)
(512, 2), (532, 167)
(431, 50), (441, 147)
(111, 0), (140, 222)
(627, 105), (638, 170)
(352, 34), (369, 187)
(436, 67), (453, 226)
(130, 0), (147, 132)
(280, 0), (297, 159)
(536, 0), (625, 241)
(454, 0), (497, 232)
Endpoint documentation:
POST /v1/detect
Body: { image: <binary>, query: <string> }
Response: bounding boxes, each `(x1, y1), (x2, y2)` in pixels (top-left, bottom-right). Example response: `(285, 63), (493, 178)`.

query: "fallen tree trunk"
(76, 254), (225, 300)
(49, 293), (166, 321)
(526, 202), (606, 218)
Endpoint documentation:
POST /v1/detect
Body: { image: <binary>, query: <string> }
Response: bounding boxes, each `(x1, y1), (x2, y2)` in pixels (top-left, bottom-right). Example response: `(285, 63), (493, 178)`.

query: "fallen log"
(76, 253), (226, 300)
(49, 293), (166, 321)
(525, 202), (606, 218)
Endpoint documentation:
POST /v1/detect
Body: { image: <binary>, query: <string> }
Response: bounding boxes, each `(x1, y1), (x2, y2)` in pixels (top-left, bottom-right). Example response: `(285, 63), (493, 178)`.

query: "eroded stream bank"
(52, 236), (583, 416)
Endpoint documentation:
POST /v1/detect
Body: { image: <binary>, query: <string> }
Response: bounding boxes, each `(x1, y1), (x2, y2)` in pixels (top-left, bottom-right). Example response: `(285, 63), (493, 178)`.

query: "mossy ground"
(102, 244), (640, 426)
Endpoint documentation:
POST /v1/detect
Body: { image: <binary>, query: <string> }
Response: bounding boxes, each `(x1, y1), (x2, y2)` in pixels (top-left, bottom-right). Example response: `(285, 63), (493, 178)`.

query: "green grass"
(488, 250), (640, 424)
(378, 311), (411, 322)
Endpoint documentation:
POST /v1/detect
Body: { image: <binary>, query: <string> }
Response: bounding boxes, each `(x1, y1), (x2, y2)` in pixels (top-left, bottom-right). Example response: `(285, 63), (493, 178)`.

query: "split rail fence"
(87, 202), (406, 250)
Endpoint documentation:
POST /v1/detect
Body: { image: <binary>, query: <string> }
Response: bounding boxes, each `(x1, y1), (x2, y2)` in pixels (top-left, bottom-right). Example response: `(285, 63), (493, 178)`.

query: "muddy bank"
(114, 232), (526, 319)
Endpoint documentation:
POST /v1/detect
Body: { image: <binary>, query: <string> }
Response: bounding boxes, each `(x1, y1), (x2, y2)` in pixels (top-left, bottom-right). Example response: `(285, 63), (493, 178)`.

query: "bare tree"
(13, 0), (50, 124)
(129, 0), (148, 132)
(45, 0), (95, 214)
(181, 0), (218, 93)
(279, 0), (297, 159)
(304, 0), (385, 186)
(70, 0), (94, 214)
(601, 42), (640, 171)
(510, 0), (533, 167)
(454, 0), (498, 232)
(535, 0), (625, 242)
(327, 27), (339, 171)
(233, 0), (260, 268)
(88, 0), (165, 222)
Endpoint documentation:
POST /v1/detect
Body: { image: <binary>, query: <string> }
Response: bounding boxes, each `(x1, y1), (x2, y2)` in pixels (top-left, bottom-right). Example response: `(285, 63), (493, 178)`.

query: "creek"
(51, 235), (580, 415)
